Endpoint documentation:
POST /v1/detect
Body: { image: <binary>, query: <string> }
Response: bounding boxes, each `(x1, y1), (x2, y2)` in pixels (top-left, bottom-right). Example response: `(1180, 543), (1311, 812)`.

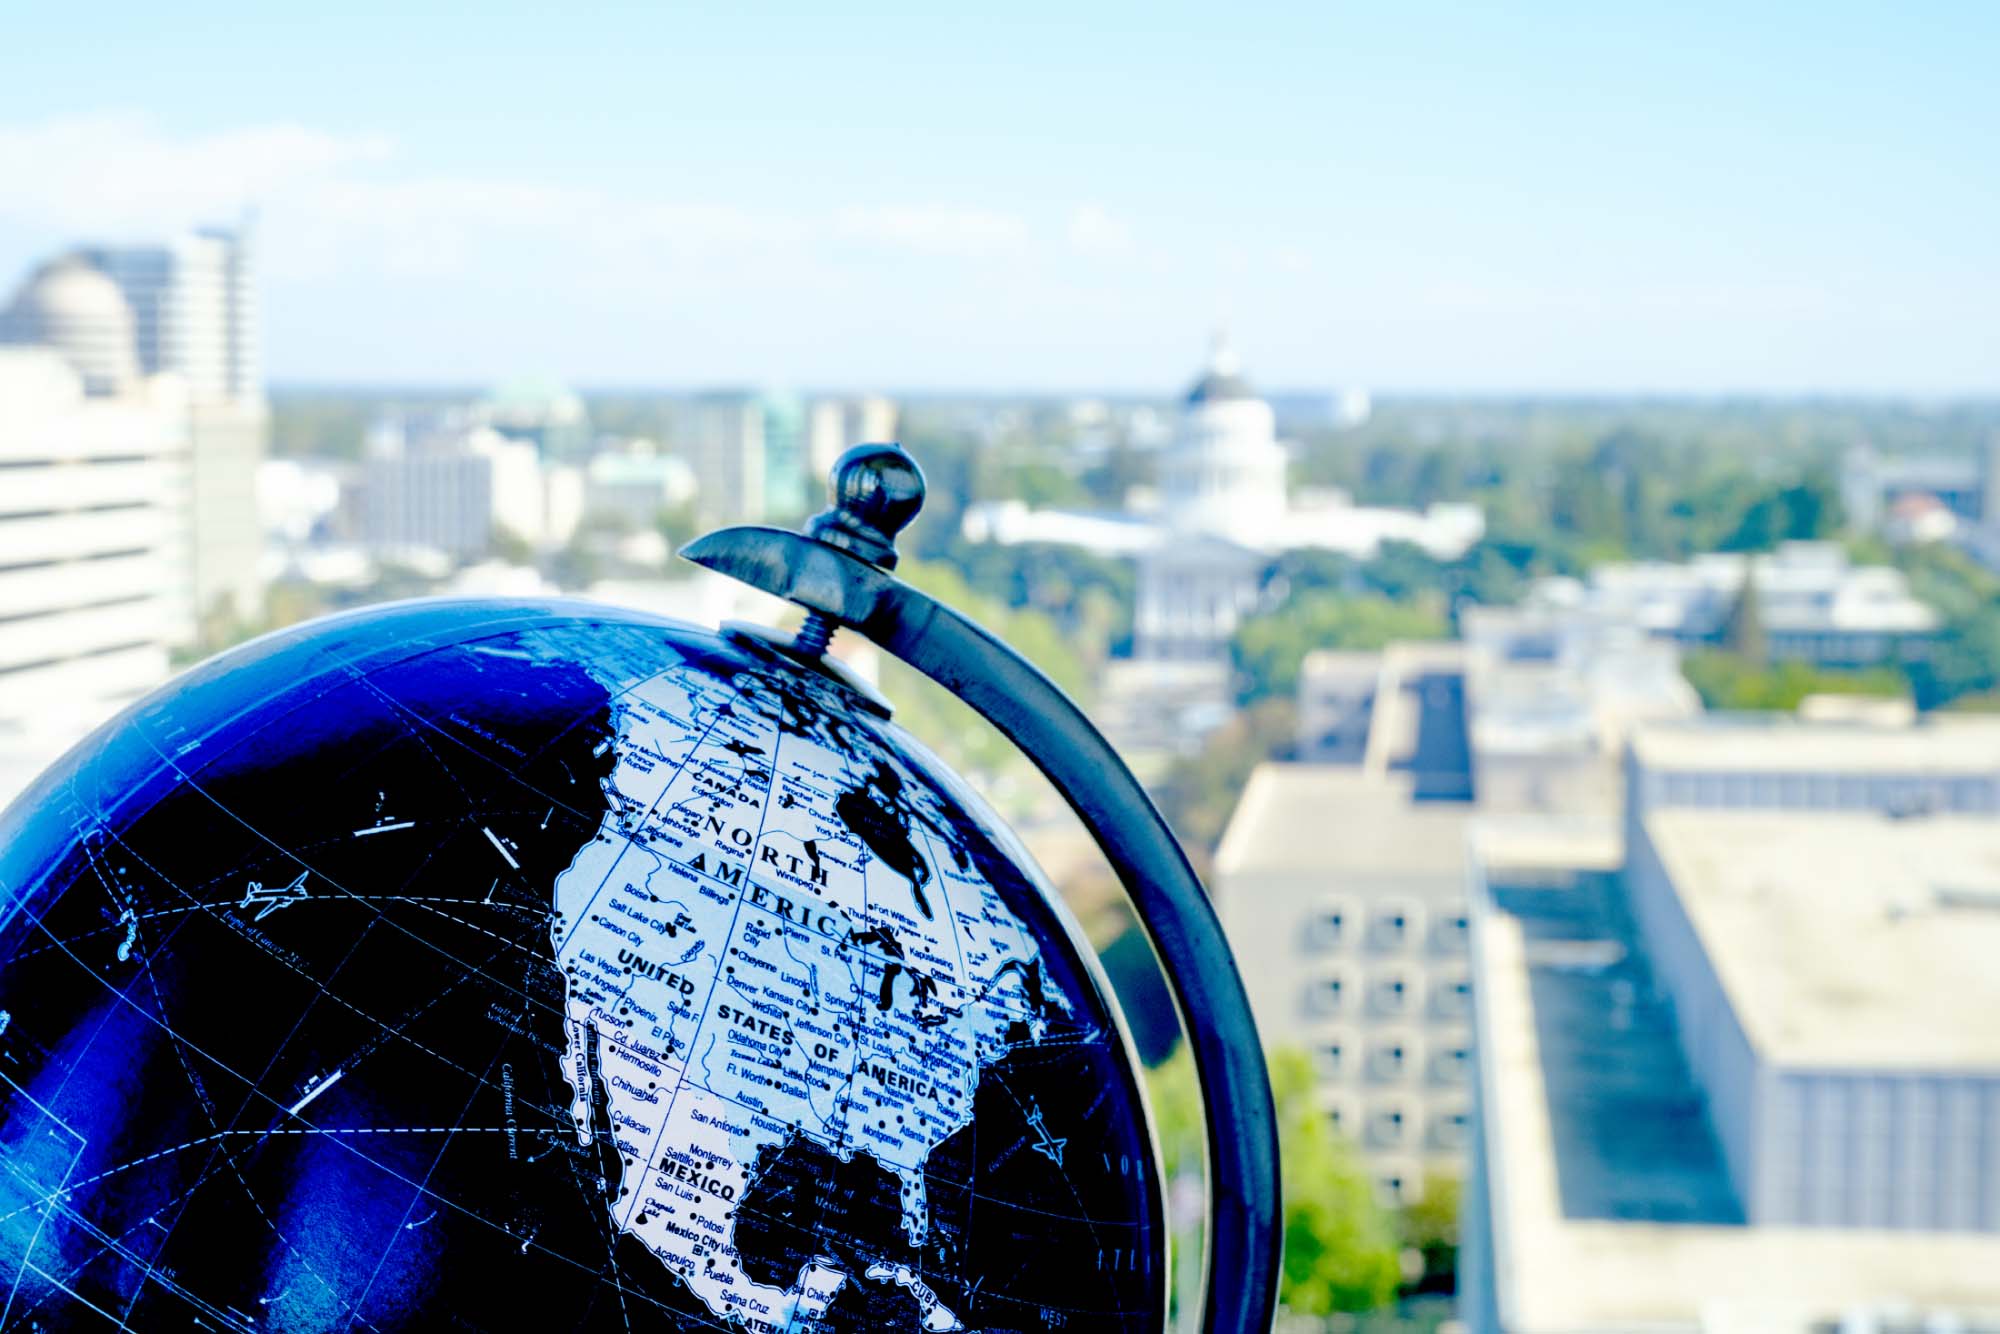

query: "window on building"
(1374, 904), (1415, 949)
(1434, 1110), (1471, 1148)
(1437, 912), (1471, 952)
(1436, 1046), (1471, 1083)
(1370, 1106), (1407, 1146)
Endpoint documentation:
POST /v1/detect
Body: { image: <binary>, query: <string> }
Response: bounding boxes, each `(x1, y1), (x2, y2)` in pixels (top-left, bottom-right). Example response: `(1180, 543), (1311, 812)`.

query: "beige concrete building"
(1215, 763), (1474, 1204)
(1626, 713), (2000, 831)
(1463, 812), (2000, 1332)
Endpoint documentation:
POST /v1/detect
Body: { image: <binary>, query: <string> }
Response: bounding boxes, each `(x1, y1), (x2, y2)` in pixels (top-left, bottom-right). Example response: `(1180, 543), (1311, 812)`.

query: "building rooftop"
(1215, 763), (1468, 880)
(1523, 541), (1941, 638)
(1472, 824), (2000, 1330)
(1298, 648), (1385, 678)
(1645, 809), (2000, 1070)
(1630, 714), (2000, 774)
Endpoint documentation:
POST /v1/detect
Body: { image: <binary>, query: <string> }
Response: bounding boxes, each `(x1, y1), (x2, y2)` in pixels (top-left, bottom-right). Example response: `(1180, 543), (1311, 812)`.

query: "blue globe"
(0, 599), (1164, 1332)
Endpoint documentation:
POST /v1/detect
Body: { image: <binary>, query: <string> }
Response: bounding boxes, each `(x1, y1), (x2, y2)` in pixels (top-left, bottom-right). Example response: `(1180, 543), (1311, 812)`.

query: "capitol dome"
(0, 255), (139, 396)
(1184, 333), (1255, 405)
(1159, 332), (1288, 543)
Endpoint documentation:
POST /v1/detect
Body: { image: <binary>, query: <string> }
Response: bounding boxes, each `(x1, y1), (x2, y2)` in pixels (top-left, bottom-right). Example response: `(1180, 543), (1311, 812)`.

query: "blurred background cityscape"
(4, 5), (2000, 1332)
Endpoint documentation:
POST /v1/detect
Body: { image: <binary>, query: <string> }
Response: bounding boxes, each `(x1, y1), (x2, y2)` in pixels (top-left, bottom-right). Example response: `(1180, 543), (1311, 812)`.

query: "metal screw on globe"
(0, 442), (1281, 1332)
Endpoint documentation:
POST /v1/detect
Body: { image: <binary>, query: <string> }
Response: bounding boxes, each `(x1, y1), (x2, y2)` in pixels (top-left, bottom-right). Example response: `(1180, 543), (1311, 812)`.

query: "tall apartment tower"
(79, 225), (260, 403)
(78, 223), (266, 639)
(681, 390), (819, 527)
(685, 393), (768, 527)
(806, 395), (900, 479)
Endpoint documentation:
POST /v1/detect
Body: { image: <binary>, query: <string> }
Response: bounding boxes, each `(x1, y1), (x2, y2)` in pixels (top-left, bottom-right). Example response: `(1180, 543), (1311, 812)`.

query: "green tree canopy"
(1147, 1045), (1401, 1317)
(1232, 591), (1447, 706)
(1899, 543), (2000, 710)
(870, 560), (1089, 795)
(1679, 651), (1905, 712)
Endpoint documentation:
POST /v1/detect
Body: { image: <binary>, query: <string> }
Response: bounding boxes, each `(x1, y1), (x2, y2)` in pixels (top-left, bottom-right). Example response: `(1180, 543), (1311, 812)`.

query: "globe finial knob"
(804, 442), (926, 570)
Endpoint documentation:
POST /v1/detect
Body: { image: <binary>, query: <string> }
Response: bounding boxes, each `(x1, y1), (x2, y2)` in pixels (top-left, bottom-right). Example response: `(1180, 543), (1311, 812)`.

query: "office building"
(1630, 810), (2000, 1230)
(807, 395), (900, 479)
(78, 227), (258, 403)
(1216, 644), (1479, 1204)
(361, 415), (546, 559)
(581, 449), (698, 535)
(1842, 439), (2000, 535)
(0, 349), (179, 799)
(683, 391), (816, 526)
(479, 378), (591, 461)
(66, 224), (268, 635)
(683, 393), (764, 526)
(1216, 764), (1474, 1205)
(758, 392), (807, 519)
(1296, 650), (1384, 763)
(1625, 714), (2000, 839)
(1528, 542), (1937, 667)
(1462, 810), (2000, 1332)
(1299, 619), (1695, 819)
(1459, 604), (1702, 819)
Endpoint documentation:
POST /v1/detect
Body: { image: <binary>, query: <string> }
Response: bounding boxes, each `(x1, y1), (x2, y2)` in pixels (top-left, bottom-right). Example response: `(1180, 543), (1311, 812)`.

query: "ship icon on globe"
(0, 444), (1280, 1332)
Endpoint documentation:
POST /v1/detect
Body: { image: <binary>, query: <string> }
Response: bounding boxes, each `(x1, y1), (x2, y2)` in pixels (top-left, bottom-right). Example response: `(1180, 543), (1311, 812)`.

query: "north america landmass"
(542, 631), (1075, 1333)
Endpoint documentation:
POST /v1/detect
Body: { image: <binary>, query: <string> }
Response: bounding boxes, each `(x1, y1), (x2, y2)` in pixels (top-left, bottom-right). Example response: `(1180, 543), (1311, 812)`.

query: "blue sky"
(0, 2), (1994, 392)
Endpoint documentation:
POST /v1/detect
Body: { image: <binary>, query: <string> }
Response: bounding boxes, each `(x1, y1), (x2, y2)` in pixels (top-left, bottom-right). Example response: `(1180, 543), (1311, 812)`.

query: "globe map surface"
(0, 600), (1165, 1331)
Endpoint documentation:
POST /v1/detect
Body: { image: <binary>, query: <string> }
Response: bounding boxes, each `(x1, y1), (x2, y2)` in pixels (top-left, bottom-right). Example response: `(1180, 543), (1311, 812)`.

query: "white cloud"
(0, 114), (1040, 285)
(832, 205), (1029, 259)
(1066, 203), (1132, 257)
(0, 113), (392, 235)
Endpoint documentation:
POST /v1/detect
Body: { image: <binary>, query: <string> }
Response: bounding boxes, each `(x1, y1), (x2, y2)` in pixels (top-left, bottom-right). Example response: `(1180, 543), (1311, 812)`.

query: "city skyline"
(2, 3), (1997, 394)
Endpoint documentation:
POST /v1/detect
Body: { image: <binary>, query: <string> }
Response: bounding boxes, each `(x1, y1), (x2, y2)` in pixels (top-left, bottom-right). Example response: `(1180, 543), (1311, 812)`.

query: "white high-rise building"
(361, 415), (549, 559)
(77, 225), (266, 635)
(0, 348), (179, 797)
(806, 395), (900, 480)
(78, 226), (259, 404)
(685, 393), (767, 527)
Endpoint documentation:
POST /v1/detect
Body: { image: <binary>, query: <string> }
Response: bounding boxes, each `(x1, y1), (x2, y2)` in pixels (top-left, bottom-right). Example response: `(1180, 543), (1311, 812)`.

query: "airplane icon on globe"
(1026, 1104), (1067, 1168)
(238, 869), (309, 922)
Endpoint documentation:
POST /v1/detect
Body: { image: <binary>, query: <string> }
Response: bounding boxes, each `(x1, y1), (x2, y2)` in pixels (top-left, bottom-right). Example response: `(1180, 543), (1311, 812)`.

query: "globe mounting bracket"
(682, 442), (1283, 1334)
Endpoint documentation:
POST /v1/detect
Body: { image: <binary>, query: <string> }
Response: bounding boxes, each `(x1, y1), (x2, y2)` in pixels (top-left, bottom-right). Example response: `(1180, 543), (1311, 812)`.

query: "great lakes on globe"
(0, 599), (1166, 1332)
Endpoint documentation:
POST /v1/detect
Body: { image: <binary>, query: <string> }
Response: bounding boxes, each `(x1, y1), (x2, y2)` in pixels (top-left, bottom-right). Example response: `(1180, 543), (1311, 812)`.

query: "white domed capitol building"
(962, 338), (1482, 746)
